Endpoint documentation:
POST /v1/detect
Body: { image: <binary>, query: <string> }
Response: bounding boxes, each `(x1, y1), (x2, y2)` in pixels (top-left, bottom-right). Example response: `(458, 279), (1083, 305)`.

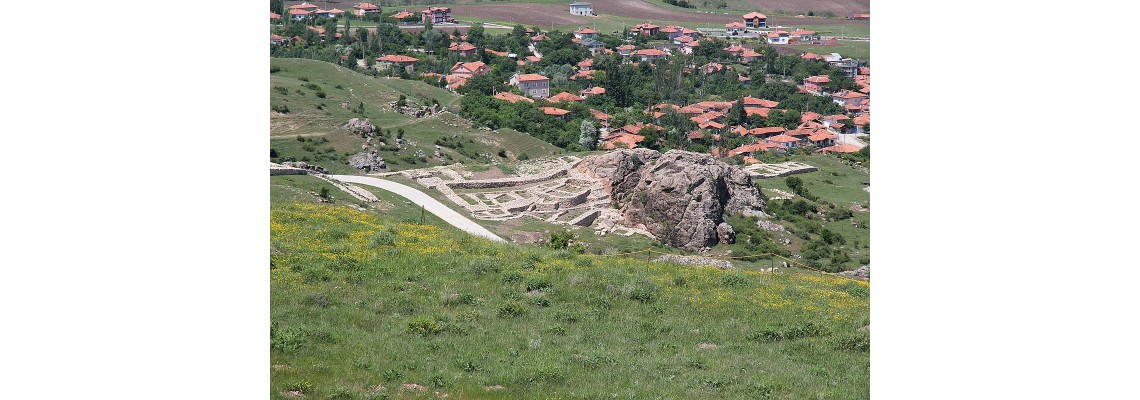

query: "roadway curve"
(329, 175), (506, 243)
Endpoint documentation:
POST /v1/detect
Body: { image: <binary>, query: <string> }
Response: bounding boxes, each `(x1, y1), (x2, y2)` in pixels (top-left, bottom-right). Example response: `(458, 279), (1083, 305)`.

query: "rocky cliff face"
(576, 149), (765, 250)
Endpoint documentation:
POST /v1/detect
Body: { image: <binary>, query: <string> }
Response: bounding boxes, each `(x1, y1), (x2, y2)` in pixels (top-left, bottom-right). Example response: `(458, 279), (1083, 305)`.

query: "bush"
(501, 271), (523, 283)
(270, 65), (282, 73)
(626, 280), (659, 303)
(720, 273), (750, 288)
(497, 301), (527, 318)
(273, 86), (289, 95)
(406, 316), (444, 336)
(547, 230), (573, 250)
(298, 76), (310, 82)
(525, 277), (552, 292)
(517, 152), (529, 161)
(315, 90), (326, 98)
(271, 104), (290, 114)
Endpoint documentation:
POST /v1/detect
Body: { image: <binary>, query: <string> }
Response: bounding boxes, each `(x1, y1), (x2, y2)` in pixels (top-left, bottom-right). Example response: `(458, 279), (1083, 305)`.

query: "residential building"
(743, 12), (767, 28)
(548, 92), (585, 103)
(390, 10), (414, 19)
(740, 49), (762, 63)
(725, 21), (746, 35)
(742, 96), (779, 109)
(511, 73), (550, 98)
(449, 61), (488, 79)
(601, 132), (645, 149)
(421, 7), (453, 24)
(270, 12), (281, 20)
(804, 75), (830, 94)
(493, 92), (534, 104)
(631, 23), (660, 36)
(570, 2), (595, 16)
(851, 13), (870, 20)
(766, 30), (790, 45)
(448, 42), (477, 57)
(578, 37), (606, 56)
(573, 27), (599, 40)
(375, 55), (419, 69)
(352, 2), (381, 17)
(577, 58), (594, 71)
(633, 48), (667, 62)
(541, 107), (572, 121)
(831, 90), (868, 107)
(790, 29), (817, 42)
(580, 87), (606, 98)
(616, 44), (635, 57)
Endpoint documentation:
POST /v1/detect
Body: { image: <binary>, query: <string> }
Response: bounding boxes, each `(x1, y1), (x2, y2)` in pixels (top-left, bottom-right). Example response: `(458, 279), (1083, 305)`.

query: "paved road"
(329, 175), (506, 242)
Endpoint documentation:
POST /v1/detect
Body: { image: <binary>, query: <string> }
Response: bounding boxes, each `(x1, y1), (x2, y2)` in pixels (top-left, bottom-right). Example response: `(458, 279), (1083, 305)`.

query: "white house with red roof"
(573, 26), (599, 40)
(633, 48), (668, 62)
(831, 90), (868, 107)
(352, 2), (381, 17)
(616, 44), (636, 57)
(766, 30), (790, 45)
(725, 21), (746, 35)
(390, 10), (414, 19)
(289, 3), (318, 20)
(376, 55), (419, 69)
(790, 29), (817, 42)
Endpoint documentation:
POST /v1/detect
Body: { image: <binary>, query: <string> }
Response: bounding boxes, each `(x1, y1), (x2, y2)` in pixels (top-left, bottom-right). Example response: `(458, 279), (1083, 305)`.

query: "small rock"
(698, 343), (719, 350)
(400, 383), (427, 392)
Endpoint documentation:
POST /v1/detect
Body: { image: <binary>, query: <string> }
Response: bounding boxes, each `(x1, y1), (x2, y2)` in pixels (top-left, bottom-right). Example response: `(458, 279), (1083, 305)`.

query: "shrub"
(271, 104), (290, 114)
(273, 86), (289, 95)
(501, 271), (523, 283)
(528, 296), (551, 307)
(283, 380), (312, 393)
(298, 76), (310, 82)
(517, 152), (529, 161)
(304, 83), (321, 91)
(406, 316), (444, 336)
(381, 368), (403, 381)
(371, 231), (395, 247)
(270, 65), (282, 73)
(626, 280), (659, 303)
(497, 301), (527, 318)
(547, 230), (573, 250)
(524, 277), (552, 291)
(270, 148), (279, 158)
(315, 90), (327, 98)
(720, 273), (750, 287)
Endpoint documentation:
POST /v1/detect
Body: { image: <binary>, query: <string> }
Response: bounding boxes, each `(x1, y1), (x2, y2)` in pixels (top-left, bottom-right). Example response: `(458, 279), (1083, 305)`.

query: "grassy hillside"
(270, 58), (560, 173)
(270, 191), (870, 399)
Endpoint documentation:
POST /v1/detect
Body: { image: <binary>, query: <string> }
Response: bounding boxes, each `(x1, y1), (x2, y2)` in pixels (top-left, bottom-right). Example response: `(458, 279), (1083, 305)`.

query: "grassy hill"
(270, 58), (560, 173)
(270, 175), (870, 399)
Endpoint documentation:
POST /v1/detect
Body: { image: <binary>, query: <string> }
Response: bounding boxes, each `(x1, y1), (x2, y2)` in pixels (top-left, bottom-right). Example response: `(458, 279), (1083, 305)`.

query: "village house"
(352, 2), (381, 17)
(601, 132), (645, 149)
(314, 8), (344, 18)
(728, 142), (787, 158)
(580, 86), (606, 98)
(801, 52), (822, 61)
(852, 114), (870, 133)
(589, 108), (613, 126)
(616, 44), (636, 57)
(511, 73), (550, 98)
(659, 25), (687, 40)
(449, 61), (489, 79)
(421, 7), (453, 24)
(270, 12), (281, 20)
(725, 21), (746, 35)
(766, 30), (790, 45)
(739, 75), (752, 86)
(723, 44), (746, 57)
(578, 37), (606, 56)
(289, 3), (318, 20)
(271, 33), (286, 45)
(573, 27), (599, 40)
(390, 10), (414, 19)
(742, 96), (779, 109)
(631, 23), (660, 36)
(804, 75), (830, 94)
(633, 48), (668, 62)
(570, 69), (596, 81)
(570, 2), (595, 16)
(740, 49), (763, 63)
(807, 130), (838, 147)
(851, 13), (870, 20)
(541, 107), (572, 121)
(548, 92), (585, 104)
(743, 12), (767, 28)
(790, 29), (817, 42)
(577, 58), (594, 71)
(831, 90), (868, 107)
(375, 55), (418, 70)
(493, 91), (534, 104)
(448, 42), (477, 57)
(766, 134), (803, 148)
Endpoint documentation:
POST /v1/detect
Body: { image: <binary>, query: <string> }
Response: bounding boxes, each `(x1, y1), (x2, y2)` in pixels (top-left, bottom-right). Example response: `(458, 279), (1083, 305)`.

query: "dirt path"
(330, 175), (507, 242)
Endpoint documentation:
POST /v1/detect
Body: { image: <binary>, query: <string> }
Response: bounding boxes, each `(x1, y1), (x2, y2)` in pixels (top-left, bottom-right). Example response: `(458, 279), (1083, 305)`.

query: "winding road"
(329, 175), (506, 243)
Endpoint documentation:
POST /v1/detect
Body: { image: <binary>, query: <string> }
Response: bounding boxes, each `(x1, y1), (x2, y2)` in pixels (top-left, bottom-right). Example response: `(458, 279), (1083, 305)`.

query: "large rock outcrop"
(576, 149), (765, 250)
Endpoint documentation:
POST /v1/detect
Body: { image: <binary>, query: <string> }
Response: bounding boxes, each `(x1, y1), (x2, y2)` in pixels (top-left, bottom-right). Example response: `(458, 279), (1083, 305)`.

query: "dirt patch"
(698, 342), (719, 350)
(485, 385), (506, 391)
(281, 390), (305, 398)
(400, 383), (427, 392)
(524, 289), (545, 297)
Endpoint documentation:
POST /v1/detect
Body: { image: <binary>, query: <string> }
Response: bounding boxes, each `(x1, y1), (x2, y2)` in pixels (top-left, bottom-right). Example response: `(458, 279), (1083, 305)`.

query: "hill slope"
(270, 199), (870, 399)
(270, 58), (560, 174)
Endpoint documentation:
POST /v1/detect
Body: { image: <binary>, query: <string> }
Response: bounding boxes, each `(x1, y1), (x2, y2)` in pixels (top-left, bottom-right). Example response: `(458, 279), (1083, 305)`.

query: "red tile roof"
(270, 12), (281, 19)
(494, 92), (534, 103)
(725, 21), (745, 28)
(289, 9), (312, 15)
(541, 107), (571, 116)
(548, 92), (585, 103)
(748, 127), (786, 136)
(354, 2), (380, 11)
(602, 133), (645, 149)
(743, 12), (767, 19)
(634, 49), (667, 56)
(745, 108), (770, 118)
(741, 50), (762, 58)
(448, 42), (477, 51)
(805, 75), (830, 84)
(376, 55), (419, 63)
(390, 10), (414, 19)
(808, 131), (837, 142)
(766, 134), (801, 143)
(728, 142), (786, 157)
(581, 87), (606, 96)
(516, 73), (549, 82)
(574, 27), (598, 34)
(589, 109), (613, 120)
(742, 96), (779, 108)
(801, 112), (821, 122)
(687, 131), (704, 140)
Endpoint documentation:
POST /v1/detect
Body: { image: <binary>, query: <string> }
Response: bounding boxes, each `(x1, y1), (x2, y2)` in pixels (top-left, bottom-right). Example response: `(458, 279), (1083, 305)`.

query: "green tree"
(579, 120), (598, 150)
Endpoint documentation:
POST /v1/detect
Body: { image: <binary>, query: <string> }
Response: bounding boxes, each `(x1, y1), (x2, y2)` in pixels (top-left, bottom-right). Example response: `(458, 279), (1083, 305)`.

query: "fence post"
(420, 204), (425, 224)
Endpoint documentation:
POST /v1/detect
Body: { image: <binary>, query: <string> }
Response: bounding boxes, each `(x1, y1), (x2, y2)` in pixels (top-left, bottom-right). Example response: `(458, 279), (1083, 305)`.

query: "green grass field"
(270, 198), (870, 399)
(785, 40), (870, 61)
(270, 58), (560, 172)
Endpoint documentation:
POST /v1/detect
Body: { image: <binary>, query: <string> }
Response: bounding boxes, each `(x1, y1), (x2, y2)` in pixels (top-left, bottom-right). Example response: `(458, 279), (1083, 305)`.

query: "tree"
(579, 120), (598, 150)
(270, 0), (283, 15)
(639, 126), (660, 150)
